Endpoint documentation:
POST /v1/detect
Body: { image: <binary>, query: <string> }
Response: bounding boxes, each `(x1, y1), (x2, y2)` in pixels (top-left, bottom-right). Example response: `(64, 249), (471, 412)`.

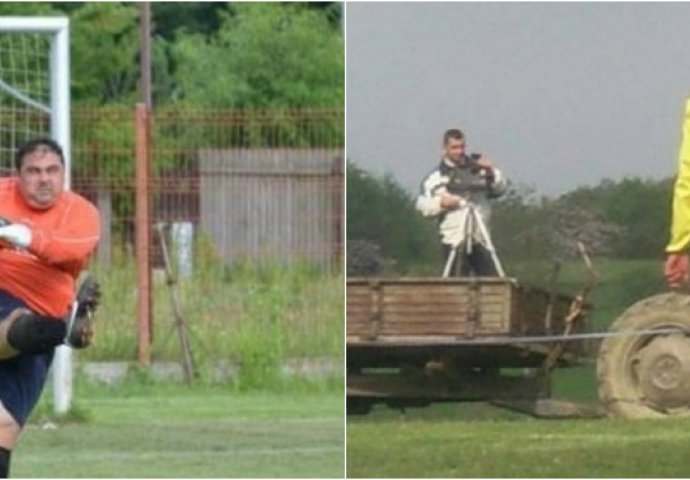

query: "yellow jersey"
(667, 97), (690, 253)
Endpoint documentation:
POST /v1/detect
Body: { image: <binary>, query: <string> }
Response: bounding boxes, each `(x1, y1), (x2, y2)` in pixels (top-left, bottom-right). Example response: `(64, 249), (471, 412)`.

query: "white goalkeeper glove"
(0, 224), (32, 249)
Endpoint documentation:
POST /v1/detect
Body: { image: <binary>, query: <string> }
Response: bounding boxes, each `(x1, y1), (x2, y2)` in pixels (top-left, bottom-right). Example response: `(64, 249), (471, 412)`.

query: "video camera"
(446, 154), (495, 196)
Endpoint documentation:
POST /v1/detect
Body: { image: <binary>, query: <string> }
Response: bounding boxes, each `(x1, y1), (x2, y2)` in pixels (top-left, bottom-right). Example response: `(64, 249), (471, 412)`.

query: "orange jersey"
(0, 178), (100, 318)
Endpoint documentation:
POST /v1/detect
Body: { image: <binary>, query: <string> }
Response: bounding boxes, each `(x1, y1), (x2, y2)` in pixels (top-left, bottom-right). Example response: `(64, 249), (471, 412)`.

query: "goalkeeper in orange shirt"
(0, 138), (101, 478)
(665, 98), (690, 288)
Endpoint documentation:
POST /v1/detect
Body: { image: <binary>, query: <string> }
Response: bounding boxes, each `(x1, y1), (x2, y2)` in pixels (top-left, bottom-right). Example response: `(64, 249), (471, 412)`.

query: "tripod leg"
(442, 246), (458, 278)
(471, 207), (506, 277)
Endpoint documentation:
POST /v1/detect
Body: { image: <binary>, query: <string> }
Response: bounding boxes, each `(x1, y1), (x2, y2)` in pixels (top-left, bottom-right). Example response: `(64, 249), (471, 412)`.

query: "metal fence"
(0, 106), (343, 365)
(71, 107), (344, 271)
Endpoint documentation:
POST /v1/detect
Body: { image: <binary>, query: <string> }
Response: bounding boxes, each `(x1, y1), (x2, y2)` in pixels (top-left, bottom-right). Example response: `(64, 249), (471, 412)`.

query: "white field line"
(16, 446), (342, 464)
(26, 417), (342, 429)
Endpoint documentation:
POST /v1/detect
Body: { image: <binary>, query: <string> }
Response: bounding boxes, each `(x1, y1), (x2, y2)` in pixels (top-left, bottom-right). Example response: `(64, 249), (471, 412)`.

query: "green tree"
(560, 177), (674, 258)
(69, 3), (140, 103)
(347, 161), (440, 274)
(491, 177), (675, 261)
(171, 3), (343, 108)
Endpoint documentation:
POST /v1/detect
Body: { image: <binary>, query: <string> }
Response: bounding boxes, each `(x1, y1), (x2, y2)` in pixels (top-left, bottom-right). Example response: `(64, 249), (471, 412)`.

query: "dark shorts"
(0, 290), (54, 426)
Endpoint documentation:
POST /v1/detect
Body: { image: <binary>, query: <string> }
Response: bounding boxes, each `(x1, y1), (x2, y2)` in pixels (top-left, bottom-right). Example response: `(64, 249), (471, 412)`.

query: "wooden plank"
(380, 286), (510, 297)
(377, 312), (507, 323)
(349, 323), (508, 337)
(380, 304), (507, 315)
(395, 289), (507, 299)
(377, 305), (505, 314)
(379, 294), (509, 305)
(347, 295), (372, 302)
(378, 322), (508, 335)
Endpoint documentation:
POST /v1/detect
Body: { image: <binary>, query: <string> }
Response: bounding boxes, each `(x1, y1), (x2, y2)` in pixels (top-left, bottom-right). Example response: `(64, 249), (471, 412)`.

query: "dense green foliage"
(346, 161), (440, 275)
(172, 3), (343, 108)
(0, 2), (343, 107)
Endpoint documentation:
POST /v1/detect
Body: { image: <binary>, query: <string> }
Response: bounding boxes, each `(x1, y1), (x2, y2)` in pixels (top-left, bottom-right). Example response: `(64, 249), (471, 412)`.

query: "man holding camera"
(416, 128), (508, 276)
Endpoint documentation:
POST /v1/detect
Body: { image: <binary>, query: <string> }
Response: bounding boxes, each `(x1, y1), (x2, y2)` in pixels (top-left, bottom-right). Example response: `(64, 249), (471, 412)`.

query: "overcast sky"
(346, 2), (690, 196)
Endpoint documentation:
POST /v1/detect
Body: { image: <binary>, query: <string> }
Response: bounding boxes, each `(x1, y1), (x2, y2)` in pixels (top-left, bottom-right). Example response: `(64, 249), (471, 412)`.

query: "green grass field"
(7, 256), (344, 477)
(348, 408), (690, 477)
(347, 258), (681, 478)
(14, 377), (344, 478)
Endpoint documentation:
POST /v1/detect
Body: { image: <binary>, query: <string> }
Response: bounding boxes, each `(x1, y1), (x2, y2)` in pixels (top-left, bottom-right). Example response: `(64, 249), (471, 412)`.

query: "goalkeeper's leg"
(0, 309), (65, 360)
(0, 348), (54, 478)
(0, 405), (20, 478)
(0, 277), (101, 359)
(0, 290), (56, 478)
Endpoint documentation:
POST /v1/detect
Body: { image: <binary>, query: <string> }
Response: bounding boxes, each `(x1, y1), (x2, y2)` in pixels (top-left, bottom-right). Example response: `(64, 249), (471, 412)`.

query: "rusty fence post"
(135, 103), (152, 366)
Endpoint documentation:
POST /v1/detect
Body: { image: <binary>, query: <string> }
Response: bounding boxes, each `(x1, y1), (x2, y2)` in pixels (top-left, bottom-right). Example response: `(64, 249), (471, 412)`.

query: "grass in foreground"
(15, 379), (344, 478)
(347, 405), (690, 477)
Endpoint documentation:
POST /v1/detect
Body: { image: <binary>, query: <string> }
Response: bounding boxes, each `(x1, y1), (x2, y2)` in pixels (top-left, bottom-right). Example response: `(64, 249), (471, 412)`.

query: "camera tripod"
(442, 203), (506, 278)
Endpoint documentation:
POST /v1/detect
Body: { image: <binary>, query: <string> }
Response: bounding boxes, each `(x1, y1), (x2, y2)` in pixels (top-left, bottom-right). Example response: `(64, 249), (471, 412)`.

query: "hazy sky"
(346, 2), (690, 196)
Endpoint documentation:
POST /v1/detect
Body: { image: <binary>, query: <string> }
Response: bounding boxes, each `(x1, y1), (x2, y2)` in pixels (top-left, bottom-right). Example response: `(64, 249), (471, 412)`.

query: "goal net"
(0, 29), (51, 174)
(0, 17), (72, 414)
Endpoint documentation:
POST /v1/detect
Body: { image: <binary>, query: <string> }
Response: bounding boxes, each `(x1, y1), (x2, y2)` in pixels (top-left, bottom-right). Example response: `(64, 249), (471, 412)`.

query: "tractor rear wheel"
(597, 292), (690, 418)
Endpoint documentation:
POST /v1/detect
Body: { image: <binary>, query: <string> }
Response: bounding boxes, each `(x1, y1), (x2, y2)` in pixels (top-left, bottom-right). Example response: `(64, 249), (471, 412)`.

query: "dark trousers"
(442, 243), (498, 277)
(0, 291), (54, 427)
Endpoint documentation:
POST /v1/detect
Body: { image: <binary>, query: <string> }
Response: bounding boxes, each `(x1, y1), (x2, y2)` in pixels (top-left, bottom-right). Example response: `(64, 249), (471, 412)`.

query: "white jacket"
(416, 156), (508, 247)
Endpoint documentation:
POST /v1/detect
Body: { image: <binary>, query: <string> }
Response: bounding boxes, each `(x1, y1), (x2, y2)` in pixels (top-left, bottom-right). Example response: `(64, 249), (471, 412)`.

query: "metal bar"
(471, 205), (506, 277)
(49, 17), (72, 416)
(155, 223), (195, 384)
(135, 103), (152, 366)
(0, 17), (68, 32)
(347, 327), (688, 347)
(442, 247), (458, 278)
(0, 78), (50, 113)
(197, 170), (336, 178)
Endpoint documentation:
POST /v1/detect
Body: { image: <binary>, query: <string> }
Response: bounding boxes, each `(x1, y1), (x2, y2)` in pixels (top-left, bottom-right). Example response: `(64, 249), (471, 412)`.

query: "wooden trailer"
(346, 276), (592, 415)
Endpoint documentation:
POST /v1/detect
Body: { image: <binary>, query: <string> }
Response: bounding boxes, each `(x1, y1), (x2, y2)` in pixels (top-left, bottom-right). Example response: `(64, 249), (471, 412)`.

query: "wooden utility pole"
(136, 2), (153, 365)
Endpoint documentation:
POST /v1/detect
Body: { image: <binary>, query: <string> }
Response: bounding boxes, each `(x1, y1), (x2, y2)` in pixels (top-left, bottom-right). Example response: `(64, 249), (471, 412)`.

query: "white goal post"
(0, 16), (72, 415)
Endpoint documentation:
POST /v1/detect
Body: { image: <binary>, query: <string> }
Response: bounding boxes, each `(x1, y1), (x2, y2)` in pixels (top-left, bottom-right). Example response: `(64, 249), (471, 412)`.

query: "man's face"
(444, 137), (466, 163)
(18, 148), (65, 209)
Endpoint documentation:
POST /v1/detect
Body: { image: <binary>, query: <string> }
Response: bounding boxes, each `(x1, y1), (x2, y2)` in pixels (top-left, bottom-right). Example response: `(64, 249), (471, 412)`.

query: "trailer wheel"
(597, 293), (690, 418)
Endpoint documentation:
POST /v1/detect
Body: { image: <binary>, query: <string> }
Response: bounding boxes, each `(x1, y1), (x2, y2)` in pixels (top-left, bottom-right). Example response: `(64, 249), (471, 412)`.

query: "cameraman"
(416, 128), (508, 276)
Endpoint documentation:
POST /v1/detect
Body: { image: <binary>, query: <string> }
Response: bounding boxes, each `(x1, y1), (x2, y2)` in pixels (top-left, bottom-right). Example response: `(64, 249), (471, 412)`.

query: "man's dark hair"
(14, 138), (65, 171)
(443, 129), (465, 145)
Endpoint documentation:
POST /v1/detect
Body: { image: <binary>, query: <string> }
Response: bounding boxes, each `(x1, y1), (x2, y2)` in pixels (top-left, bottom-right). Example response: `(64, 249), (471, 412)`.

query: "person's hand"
(476, 155), (494, 171)
(665, 252), (689, 289)
(0, 224), (31, 249)
(440, 193), (465, 210)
